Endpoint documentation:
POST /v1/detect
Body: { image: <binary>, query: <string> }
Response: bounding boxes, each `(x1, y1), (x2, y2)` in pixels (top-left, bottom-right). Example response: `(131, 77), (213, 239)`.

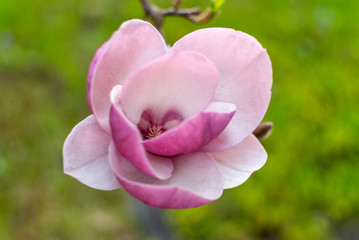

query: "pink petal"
(63, 115), (121, 190)
(109, 142), (223, 209)
(87, 40), (109, 112)
(120, 50), (219, 124)
(173, 28), (272, 151)
(88, 19), (167, 132)
(210, 134), (267, 189)
(110, 86), (174, 180)
(143, 102), (236, 156)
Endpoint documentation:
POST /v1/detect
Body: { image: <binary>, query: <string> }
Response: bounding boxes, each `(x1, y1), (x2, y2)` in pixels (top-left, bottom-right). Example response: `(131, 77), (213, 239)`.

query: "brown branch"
(162, 8), (201, 18)
(172, 0), (183, 10)
(139, 0), (163, 31)
(253, 122), (273, 141)
(139, 0), (213, 38)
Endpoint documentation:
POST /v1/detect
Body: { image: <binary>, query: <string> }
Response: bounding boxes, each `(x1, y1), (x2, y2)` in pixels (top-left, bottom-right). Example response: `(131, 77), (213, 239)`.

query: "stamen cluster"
(145, 124), (166, 139)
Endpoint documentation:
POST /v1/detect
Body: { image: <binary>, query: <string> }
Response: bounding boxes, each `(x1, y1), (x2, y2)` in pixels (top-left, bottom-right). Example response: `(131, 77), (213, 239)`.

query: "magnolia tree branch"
(162, 7), (201, 18)
(172, 0), (183, 9)
(139, 0), (214, 36)
(253, 122), (273, 140)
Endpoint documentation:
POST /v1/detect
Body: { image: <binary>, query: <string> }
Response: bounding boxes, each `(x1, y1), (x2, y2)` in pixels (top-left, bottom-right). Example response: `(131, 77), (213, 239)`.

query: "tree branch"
(139, 0), (214, 38)
(162, 8), (201, 18)
(253, 122), (273, 141)
(172, 0), (183, 10)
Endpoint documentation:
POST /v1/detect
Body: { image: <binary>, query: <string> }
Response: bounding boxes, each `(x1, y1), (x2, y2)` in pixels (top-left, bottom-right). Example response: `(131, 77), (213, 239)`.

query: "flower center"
(145, 124), (166, 140)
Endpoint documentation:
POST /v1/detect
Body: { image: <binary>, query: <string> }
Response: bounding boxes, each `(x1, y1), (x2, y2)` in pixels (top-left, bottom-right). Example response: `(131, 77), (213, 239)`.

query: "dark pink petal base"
(109, 142), (223, 209)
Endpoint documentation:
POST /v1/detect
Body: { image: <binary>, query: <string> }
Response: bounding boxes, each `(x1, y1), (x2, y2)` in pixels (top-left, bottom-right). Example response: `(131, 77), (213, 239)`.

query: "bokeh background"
(1, 0), (358, 239)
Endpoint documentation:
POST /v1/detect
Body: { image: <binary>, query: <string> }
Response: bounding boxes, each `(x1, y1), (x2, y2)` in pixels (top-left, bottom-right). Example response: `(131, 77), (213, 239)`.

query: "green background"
(1, 0), (358, 239)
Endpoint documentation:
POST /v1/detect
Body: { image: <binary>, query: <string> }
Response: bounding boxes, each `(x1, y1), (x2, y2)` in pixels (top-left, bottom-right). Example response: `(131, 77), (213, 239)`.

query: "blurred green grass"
(1, 0), (358, 239)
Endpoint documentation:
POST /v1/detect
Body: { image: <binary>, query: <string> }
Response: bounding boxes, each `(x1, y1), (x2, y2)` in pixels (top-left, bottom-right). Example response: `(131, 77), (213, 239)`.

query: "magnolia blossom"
(63, 19), (272, 209)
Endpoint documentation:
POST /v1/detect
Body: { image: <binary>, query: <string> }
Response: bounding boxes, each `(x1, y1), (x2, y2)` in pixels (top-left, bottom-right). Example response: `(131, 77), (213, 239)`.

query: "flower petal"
(87, 40), (109, 112)
(173, 28), (272, 151)
(109, 142), (223, 209)
(120, 50), (219, 124)
(110, 86), (174, 180)
(143, 102), (236, 156)
(63, 115), (121, 190)
(88, 19), (167, 132)
(210, 134), (267, 189)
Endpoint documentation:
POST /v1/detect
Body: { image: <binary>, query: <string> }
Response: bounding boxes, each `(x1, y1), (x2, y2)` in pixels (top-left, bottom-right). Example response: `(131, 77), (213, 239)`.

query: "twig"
(162, 8), (201, 18)
(172, 0), (183, 10)
(139, 0), (214, 37)
(253, 122), (273, 140)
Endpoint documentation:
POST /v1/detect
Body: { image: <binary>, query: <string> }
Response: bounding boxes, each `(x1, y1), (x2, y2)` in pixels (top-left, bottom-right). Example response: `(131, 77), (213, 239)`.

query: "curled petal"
(210, 134), (267, 189)
(143, 102), (236, 156)
(120, 50), (219, 124)
(173, 28), (272, 151)
(88, 19), (167, 132)
(63, 115), (121, 190)
(87, 40), (109, 112)
(109, 142), (223, 209)
(110, 86), (173, 180)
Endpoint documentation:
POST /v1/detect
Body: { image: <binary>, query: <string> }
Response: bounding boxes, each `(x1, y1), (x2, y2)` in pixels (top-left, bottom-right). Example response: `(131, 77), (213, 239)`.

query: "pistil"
(145, 124), (166, 139)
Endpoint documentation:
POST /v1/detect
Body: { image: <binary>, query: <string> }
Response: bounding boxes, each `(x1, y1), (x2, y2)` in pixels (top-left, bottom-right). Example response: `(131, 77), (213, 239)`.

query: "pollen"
(145, 124), (166, 140)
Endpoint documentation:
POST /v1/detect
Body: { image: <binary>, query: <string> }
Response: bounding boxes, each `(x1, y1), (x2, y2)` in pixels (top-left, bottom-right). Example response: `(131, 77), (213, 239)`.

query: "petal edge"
(63, 115), (121, 190)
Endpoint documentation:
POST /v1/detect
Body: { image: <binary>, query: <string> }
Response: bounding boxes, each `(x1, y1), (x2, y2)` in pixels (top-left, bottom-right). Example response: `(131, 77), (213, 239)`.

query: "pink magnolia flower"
(63, 19), (272, 209)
